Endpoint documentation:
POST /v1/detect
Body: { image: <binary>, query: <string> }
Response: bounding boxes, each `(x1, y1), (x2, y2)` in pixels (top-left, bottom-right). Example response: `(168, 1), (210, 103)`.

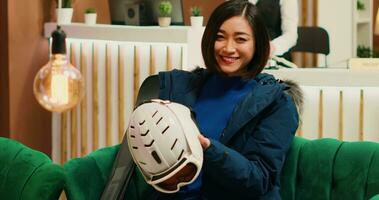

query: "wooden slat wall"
(80, 43), (88, 156)
(299, 86), (379, 142)
(52, 39), (186, 164)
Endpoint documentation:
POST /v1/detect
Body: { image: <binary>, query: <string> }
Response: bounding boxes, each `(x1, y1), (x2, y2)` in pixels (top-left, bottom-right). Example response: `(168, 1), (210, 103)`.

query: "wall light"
(33, 26), (84, 112)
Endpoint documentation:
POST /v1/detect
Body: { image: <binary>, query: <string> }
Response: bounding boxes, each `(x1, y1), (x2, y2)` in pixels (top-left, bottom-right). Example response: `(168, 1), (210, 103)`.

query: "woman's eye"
(236, 38), (248, 42)
(216, 35), (224, 40)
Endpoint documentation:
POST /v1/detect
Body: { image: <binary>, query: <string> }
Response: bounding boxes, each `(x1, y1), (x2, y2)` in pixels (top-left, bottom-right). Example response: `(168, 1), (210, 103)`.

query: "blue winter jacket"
(156, 68), (299, 200)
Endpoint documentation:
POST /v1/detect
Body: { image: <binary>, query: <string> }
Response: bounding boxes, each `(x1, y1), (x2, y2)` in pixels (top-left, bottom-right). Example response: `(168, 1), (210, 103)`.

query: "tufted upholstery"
(62, 136), (379, 200)
(281, 136), (379, 200)
(0, 137), (65, 200)
(63, 145), (154, 200)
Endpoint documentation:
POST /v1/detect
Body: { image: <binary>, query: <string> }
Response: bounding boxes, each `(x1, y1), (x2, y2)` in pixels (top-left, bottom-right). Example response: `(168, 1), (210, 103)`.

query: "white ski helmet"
(127, 99), (203, 193)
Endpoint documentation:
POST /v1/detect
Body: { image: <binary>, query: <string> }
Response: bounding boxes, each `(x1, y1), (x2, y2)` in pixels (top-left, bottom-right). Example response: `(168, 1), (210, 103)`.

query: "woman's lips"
(220, 56), (238, 65)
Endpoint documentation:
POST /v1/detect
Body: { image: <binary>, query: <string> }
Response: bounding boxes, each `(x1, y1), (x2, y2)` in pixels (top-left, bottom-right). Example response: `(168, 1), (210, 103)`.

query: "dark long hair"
(201, 0), (270, 79)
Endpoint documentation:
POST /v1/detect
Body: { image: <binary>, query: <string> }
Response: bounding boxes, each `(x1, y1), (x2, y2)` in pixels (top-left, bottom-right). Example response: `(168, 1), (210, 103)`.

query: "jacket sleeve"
(203, 93), (299, 196)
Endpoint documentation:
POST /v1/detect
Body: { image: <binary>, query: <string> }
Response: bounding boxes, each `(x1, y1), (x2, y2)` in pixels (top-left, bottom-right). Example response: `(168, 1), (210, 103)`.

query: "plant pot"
(84, 13), (97, 25)
(158, 17), (171, 27)
(56, 8), (73, 25)
(190, 16), (203, 28)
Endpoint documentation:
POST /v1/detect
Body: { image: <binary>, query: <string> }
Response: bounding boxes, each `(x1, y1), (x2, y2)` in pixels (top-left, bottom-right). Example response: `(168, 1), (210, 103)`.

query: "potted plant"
(357, 45), (372, 58)
(357, 0), (365, 10)
(190, 6), (203, 28)
(56, 0), (74, 24)
(84, 8), (97, 25)
(158, 1), (172, 27)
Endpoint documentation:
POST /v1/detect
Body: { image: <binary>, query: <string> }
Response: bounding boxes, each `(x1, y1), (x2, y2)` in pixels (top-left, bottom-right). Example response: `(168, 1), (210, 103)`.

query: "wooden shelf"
(356, 17), (371, 24)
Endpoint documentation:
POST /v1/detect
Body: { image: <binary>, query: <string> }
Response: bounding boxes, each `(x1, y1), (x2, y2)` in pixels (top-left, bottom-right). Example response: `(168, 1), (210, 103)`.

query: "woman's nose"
(223, 39), (236, 53)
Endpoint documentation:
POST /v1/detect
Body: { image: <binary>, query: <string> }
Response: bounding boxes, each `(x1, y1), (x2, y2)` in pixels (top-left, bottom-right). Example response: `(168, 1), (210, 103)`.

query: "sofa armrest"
(64, 144), (155, 200)
(0, 137), (65, 200)
(64, 145), (119, 200)
(22, 163), (66, 200)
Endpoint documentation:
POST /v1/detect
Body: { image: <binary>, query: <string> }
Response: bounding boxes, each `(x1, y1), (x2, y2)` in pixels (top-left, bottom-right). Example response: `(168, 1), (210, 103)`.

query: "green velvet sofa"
(281, 137), (379, 200)
(64, 136), (379, 200)
(0, 137), (66, 200)
(63, 145), (154, 200)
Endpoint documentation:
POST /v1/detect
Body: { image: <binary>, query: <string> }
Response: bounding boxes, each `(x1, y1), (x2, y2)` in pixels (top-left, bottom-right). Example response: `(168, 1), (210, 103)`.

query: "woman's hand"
(198, 134), (211, 150)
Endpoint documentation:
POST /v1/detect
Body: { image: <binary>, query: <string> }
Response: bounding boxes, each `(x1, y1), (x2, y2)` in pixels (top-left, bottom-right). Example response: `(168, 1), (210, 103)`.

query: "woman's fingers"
(198, 134), (211, 150)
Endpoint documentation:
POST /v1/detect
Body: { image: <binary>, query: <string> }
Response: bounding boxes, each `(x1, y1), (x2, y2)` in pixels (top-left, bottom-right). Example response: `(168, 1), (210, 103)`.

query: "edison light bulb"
(33, 26), (84, 112)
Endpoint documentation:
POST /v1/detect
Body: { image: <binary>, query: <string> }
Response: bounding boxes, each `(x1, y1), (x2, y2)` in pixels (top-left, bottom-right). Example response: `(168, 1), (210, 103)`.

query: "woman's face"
(214, 16), (255, 76)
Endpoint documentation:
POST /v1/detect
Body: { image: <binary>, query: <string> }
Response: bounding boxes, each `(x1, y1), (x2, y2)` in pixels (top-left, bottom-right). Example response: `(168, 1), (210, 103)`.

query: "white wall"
(318, 0), (354, 67)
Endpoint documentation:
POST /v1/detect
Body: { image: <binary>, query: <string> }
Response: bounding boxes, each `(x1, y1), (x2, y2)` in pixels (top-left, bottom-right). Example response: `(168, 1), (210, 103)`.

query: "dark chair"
(290, 26), (330, 67)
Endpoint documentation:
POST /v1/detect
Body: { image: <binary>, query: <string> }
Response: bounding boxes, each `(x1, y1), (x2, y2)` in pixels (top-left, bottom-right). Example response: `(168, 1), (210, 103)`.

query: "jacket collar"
(169, 68), (210, 108)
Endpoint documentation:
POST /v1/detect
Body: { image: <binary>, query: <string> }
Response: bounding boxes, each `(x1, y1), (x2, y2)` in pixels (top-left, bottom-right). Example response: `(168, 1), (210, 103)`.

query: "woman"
(155, 0), (300, 199)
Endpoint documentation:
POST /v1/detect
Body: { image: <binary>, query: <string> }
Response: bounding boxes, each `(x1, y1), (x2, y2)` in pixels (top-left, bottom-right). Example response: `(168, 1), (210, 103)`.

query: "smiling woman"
(152, 0), (300, 199)
(201, 0), (270, 79)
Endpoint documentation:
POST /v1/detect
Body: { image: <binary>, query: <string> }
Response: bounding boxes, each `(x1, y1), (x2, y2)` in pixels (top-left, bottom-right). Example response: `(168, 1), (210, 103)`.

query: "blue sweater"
(162, 74), (257, 200)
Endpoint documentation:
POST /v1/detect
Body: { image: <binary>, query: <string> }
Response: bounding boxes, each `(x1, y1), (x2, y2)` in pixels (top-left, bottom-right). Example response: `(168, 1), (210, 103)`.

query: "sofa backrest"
(281, 136), (379, 200)
(64, 144), (154, 200)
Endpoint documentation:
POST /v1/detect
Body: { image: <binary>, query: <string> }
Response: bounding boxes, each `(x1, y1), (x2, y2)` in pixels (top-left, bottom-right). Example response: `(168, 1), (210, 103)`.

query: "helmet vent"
(132, 146), (138, 149)
(130, 135), (135, 138)
(141, 129), (150, 136)
(130, 125), (135, 129)
(151, 150), (162, 164)
(139, 161), (146, 165)
(152, 110), (158, 117)
(139, 120), (146, 125)
(144, 139), (155, 147)
(156, 117), (163, 125)
(171, 138), (178, 150)
(162, 126), (169, 134)
(177, 149), (184, 160)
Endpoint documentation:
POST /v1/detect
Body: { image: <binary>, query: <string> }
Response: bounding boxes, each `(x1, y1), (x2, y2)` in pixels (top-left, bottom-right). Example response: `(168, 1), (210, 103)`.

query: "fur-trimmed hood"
(282, 79), (304, 120)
